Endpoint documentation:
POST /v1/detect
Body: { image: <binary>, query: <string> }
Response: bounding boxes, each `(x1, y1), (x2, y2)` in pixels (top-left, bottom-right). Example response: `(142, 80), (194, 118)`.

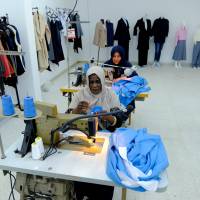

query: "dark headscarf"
(104, 45), (132, 79)
(106, 45), (132, 67)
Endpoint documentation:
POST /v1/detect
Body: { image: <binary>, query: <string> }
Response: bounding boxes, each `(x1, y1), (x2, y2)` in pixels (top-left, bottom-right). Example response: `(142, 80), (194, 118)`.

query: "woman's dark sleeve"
(106, 108), (125, 132)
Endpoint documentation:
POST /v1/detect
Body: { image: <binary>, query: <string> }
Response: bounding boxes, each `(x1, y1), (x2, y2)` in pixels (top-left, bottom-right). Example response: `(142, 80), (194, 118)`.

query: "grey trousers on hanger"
(192, 42), (200, 67)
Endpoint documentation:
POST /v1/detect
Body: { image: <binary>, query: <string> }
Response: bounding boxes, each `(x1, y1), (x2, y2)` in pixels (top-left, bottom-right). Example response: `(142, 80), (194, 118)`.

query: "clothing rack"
(0, 50), (25, 56)
(65, 19), (90, 87)
(0, 51), (25, 110)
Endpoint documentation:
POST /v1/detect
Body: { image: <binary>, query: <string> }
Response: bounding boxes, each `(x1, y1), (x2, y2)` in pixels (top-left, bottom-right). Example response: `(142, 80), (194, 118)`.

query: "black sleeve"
(106, 114), (123, 132)
(114, 21), (121, 40)
(133, 20), (139, 36)
(165, 19), (169, 37)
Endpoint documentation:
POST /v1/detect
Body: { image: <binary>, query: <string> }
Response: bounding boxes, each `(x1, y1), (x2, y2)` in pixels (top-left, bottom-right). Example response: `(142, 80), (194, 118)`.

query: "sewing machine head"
(35, 101), (98, 145)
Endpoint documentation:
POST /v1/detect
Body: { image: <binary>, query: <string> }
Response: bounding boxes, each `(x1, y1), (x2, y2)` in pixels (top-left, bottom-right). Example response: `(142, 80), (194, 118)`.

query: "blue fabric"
(106, 128), (169, 192)
(112, 76), (151, 106)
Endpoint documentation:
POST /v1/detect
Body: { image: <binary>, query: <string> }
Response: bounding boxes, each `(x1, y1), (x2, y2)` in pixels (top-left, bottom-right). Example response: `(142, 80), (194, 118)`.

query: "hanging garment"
(69, 13), (83, 53)
(33, 12), (51, 71)
(114, 18), (131, 60)
(0, 59), (5, 95)
(152, 18), (169, 43)
(172, 26), (187, 61)
(154, 42), (164, 62)
(134, 18), (151, 66)
(0, 25), (25, 76)
(112, 76), (151, 107)
(194, 29), (200, 44)
(47, 19), (55, 61)
(106, 128), (169, 192)
(138, 48), (149, 66)
(93, 21), (107, 48)
(172, 40), (186, 61)
(4, 26), (25, 75)
(12, 24), (26, 68)
(152, 18), (169, 62)
(106, 20), (114, 47)
(0, 39), (15, 78)
(192, 42), (200, 67)
(49, 20), (65, 64)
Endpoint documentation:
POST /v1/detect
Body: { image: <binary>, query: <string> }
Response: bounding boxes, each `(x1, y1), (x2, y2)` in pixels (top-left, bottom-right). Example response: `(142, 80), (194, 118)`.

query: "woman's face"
(89, 74), (102, 95)
(112, 52), (122, 65)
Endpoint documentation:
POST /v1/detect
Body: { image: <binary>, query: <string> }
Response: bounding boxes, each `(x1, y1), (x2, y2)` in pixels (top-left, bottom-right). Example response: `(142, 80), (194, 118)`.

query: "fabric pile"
(112, 76), (151, 106)
(106, 128), (169, 192)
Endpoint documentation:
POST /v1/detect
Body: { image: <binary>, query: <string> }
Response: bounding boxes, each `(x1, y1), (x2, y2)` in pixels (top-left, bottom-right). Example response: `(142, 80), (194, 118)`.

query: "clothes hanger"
(100, 19), (104, 24)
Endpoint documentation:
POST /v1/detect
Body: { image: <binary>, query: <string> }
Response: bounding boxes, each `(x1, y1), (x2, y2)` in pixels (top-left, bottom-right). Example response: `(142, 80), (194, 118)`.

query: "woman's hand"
(99, 111), (116, 125)
(72, 101), (89, 114)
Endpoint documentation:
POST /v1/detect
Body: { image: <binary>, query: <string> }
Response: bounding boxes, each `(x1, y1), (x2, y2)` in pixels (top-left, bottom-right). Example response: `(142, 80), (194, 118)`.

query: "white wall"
(74, 0), (200, 64)
(32, 0), (90, 85)
(0, 0), (42, 103)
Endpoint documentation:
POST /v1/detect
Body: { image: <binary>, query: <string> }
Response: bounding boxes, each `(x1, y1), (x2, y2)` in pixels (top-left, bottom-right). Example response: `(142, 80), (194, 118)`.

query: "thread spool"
(24, 96), (36, 118)
(35, 137), (44, 154)
(1, 95), (15, 116)
(31, 142), (41, 160)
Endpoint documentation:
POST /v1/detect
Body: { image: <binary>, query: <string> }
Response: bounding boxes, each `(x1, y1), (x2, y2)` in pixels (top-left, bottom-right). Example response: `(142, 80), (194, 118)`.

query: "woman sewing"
(104, 45), (137, 79)
(68, 66), (126, 199)
(68, 65), (124, 132)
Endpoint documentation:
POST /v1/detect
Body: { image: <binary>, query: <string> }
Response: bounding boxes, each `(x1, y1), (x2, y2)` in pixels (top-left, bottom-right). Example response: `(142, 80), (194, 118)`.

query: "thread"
(1, 95), (15, 116)
(31, 142), (41, 160)
(24, 96), (36, 118)
(35, 137), (44, 154)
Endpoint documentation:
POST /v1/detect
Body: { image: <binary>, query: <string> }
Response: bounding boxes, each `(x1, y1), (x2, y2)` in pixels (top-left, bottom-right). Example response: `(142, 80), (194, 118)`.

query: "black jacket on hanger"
(152, 18), (169, 43)
(133, 18), (151, 50)
(114, 18), (131, 60)
(49, 20), (65, 64)
(106, 20), (114, 47)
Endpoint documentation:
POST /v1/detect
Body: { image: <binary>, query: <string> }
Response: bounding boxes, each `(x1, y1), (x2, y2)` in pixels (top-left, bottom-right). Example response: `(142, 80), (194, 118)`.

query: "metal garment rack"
(66, 21), (90, 87)
(44, 6), (90, 87)
(0, 50), (25, 110)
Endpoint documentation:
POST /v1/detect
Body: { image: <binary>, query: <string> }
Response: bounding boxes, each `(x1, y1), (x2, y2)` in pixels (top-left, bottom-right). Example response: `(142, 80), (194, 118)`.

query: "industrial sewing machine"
(16, 101), (110, 158)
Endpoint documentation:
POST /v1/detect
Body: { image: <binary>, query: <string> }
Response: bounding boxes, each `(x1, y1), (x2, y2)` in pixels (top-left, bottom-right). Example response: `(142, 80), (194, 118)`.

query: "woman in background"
(104, 45), (137, 79)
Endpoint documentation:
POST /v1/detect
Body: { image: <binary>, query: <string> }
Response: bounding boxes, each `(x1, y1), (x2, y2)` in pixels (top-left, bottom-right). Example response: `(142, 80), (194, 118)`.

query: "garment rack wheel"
(121, 188), (127, 200)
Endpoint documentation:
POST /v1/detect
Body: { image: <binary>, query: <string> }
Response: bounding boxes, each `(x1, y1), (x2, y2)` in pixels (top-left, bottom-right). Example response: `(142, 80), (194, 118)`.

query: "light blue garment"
(106, 128), (169, 192)
(112, 76), (151, 106)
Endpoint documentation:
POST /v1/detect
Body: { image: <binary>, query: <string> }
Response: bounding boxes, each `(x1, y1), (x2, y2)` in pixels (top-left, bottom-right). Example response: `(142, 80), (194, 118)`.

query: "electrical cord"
(8, 172), (16, 200)
(43, 127), (88, 160)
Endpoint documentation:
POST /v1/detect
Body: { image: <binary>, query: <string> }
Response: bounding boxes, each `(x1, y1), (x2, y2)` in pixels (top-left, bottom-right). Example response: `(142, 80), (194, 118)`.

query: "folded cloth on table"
(106, 128), (169, 192)
(112, 76), (151, 106)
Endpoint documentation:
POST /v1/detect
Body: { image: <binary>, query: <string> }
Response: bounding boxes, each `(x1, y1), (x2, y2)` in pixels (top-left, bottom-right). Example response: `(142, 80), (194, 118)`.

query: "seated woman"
(68, 66), (125, 199)
(104, 45), (137, 79)
(69, 65), (123, 132)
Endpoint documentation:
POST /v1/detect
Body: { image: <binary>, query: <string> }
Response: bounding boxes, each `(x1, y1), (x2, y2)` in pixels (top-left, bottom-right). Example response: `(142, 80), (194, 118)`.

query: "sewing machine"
(34, 101), (105, 155)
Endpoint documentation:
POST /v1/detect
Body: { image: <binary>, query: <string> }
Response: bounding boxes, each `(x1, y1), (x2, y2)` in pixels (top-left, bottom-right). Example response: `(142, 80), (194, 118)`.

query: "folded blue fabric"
(112, 76), (151, 106)
(106, 128), (169, 192)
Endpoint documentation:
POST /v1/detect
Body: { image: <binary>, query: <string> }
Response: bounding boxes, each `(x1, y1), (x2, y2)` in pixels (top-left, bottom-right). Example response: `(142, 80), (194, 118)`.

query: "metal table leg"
(0, 132), (6, 159)
(121, 188), (127, 200)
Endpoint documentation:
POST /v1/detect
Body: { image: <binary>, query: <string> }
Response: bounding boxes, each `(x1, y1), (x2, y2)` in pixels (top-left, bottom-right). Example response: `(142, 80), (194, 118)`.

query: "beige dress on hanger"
(33, 12), (51, 71)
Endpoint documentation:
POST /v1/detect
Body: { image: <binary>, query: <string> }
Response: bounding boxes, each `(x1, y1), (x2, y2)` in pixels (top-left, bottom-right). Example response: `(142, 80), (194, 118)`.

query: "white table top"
(0, 132), (114, 186)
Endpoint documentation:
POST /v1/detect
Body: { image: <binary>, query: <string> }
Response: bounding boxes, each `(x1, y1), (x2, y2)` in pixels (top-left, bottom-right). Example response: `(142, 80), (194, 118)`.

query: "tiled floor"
(1, 64), (200, 200)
